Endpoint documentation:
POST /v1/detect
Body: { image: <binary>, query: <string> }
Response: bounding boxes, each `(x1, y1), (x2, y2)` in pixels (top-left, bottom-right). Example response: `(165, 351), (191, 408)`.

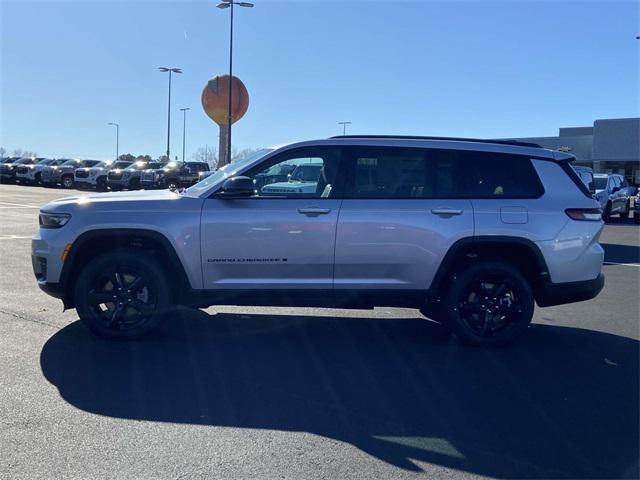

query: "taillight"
(565, 208), (602, 221)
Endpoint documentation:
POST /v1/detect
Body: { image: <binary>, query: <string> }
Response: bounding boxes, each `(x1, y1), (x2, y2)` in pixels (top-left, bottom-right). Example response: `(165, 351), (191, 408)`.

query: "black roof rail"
(329, 135), (542, 149)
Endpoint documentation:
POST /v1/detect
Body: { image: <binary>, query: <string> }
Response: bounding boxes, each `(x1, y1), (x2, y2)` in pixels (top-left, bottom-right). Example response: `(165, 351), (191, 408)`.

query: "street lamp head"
(216, 2), (231, 8)
(108, 122), (119, 127)
(171, 68), (183, 74)
(180, 107), (191, 112)
(158, 67), (170, 72)
(237, 2), (254, 7)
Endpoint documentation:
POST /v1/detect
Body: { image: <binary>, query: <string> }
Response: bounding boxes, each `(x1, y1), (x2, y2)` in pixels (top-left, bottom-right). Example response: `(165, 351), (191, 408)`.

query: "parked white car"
(74, 160), (133, 191)
(16, 158), (64, 184)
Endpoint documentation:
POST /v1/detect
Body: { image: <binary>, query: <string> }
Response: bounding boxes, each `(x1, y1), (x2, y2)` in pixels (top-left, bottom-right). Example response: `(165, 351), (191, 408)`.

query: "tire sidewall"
(444, 261), (534, 347)
(75, 251), (172, 340)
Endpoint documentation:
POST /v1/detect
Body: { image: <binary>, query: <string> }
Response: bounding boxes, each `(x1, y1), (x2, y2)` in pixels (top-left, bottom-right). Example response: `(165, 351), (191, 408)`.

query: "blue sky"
(1, 0), (638, 160)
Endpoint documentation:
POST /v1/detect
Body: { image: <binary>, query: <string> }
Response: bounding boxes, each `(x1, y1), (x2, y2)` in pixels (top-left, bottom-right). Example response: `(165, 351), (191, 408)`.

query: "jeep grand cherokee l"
(32, 137), (605, 347)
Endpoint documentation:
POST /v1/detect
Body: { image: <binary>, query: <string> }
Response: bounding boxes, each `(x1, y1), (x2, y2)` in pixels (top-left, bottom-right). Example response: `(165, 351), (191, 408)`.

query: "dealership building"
(512, 117), (640, 184)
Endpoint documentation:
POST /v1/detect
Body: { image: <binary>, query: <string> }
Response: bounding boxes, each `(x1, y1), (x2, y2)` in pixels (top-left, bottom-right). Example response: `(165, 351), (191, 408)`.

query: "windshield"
(185, 148), (274, 196)
(15, 158), (34, 164)
(594, 177), (608, 190)
(62, 159), (79, 166)
(111, 161), (131, 169)
(38, 159), (54, 165)
(126, 161), (149, 170)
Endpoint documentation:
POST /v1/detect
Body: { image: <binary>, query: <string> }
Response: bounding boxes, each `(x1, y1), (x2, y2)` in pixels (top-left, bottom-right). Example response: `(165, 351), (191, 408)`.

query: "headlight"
(39, 212), (71, 229)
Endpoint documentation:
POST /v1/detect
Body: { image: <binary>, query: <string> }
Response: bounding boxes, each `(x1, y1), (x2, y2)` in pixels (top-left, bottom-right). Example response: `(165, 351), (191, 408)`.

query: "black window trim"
(338, 146), (546, 201)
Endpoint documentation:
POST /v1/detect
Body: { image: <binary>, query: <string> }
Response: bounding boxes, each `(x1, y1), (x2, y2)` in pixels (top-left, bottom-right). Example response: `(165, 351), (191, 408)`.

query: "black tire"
(96, 177), (107, 192)
(620, 200), (630, 219)
(62, 175), (74, 189)
(74, 251), (173, 340)
(128, 178), (140, 190)
(603, 201), (612, 222)
(166, 178), (180, 191)
(443, 261), (534, 347)
(34, 172), (42, 185)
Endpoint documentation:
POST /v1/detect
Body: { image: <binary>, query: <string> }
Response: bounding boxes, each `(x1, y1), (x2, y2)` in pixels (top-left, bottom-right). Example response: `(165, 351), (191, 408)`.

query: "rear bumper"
(537, 273), (605, 307)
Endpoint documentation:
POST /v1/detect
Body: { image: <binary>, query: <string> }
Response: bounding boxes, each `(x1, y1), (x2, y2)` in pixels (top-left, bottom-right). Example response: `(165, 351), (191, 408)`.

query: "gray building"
(512, 117), (640, 183)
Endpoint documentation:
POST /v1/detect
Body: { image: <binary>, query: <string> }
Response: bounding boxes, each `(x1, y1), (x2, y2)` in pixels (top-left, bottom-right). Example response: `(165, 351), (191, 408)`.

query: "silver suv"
(32, 136), (605, 347)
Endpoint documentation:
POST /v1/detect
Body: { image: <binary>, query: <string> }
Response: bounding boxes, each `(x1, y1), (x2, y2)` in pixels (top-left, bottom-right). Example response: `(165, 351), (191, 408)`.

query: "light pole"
(338, 121), (351, 136)
(216, 0), (254, 165)
(107, 122), (119, 161)
(179, 107), (190, 163)
(158, 67), (183, 160)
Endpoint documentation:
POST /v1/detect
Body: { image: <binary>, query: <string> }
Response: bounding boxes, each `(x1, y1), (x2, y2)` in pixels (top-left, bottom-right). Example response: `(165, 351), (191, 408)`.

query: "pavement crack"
(0, 308), (59, 329)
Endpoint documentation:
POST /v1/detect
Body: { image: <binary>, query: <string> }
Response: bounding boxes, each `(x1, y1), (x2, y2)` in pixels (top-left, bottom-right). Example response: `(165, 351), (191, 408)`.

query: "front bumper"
(75, 177), (98, 187)
(537, 273), (605, 307)
(16, 172), (37, 182)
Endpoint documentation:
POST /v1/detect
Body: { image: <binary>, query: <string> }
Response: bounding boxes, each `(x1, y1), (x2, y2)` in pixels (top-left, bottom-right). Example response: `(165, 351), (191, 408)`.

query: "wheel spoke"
(113, 272), (125, 289)
(87, 290), (116, 305)
(130, 299), (154, 317)
(482, 312), (494, 336)
(127, 274), (149, 292)
(109, 303), (125, 327)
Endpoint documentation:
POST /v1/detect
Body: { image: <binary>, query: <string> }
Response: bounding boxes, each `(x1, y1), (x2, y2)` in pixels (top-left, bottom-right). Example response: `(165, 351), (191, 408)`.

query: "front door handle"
(298, 207), (332, 216)
(431, 208), (463, 216)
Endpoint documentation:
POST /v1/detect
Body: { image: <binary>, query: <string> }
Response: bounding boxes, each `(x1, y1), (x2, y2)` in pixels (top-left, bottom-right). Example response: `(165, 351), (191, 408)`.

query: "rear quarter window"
(432, 150), (545, 199)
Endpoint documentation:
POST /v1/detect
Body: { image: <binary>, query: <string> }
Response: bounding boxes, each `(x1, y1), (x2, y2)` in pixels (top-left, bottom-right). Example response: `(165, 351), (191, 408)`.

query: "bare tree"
(22, 151), (37, 158)
(11, 148), (23, 157)
(232, 147), (261, 163)
(193, 146), (218, 169)
(0, 147), (6, 157)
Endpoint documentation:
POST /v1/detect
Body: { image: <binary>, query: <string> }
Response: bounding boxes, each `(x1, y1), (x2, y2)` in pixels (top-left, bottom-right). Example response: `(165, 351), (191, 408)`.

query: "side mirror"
(216, 176), (254, 197)
(612, 186), (620, 193)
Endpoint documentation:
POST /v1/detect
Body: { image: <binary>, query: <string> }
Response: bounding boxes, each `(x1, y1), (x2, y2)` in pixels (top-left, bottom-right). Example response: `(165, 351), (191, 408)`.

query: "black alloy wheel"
(75, 251), (172, 340)
(444, 261), (534, 347)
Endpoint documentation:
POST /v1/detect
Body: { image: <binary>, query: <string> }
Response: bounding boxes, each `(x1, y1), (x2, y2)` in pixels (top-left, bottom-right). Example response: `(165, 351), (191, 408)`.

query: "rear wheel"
(620, 200), (630, 219)
(62, 175), (74, 189)
(443, 261), (534, 347)
(74, 251), (172, 340)
(603, 201), (612, 222)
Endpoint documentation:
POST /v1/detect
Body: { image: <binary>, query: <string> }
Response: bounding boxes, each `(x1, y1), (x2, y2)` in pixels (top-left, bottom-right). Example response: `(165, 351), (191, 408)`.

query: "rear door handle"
(431, 208), (463, 216)
(298, 207), (332, 215)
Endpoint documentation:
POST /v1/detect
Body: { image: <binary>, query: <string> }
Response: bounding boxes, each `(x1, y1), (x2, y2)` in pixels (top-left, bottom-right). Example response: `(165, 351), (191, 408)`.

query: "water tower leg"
(218, 124), (229, 167)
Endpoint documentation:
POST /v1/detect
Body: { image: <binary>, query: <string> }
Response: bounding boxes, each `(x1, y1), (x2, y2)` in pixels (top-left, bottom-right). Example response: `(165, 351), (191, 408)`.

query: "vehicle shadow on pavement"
(40, 310), (639, 479)
(602, 243), (640, 264)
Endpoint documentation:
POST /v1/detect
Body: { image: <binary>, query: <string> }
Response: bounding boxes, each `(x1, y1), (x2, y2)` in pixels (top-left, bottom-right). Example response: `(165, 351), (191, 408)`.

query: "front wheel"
(443, 261), (534, 347)
(74, 251), (173, 340)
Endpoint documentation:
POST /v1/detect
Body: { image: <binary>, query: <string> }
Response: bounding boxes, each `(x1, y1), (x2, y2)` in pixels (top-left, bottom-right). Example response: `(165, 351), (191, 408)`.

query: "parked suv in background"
(572, 166), (595, 195)
(140, 161), (209, 190)
(1, 157), (39, 183)
(41, 159), (102, 188)
(33, 136), (605, 347)
(75, 160), (133, 191)
(16, 158), (65, 185)
(108, 160), (164, 191)
(593, 173), (632, 221)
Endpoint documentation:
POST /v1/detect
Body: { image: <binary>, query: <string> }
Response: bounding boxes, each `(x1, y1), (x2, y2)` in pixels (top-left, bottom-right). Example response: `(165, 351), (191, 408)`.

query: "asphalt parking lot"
(0, 183), (638, 479)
